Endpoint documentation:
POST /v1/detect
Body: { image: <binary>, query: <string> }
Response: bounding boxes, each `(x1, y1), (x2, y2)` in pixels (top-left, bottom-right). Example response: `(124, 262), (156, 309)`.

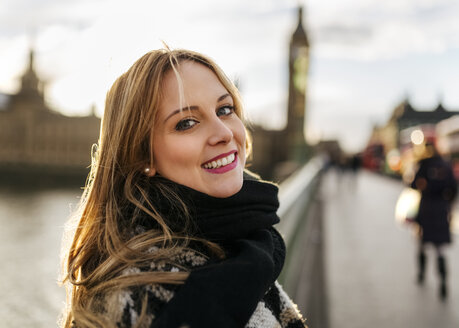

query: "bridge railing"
(277, 155), (328, 328)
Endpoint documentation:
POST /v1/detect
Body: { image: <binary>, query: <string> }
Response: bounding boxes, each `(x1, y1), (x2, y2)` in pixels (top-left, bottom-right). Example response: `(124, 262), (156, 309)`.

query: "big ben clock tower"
(286, 6), (310, 162)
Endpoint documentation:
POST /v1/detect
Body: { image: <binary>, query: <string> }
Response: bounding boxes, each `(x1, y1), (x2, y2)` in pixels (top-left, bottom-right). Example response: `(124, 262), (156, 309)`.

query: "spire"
(90, 103), (97, 116)
(435, 102), (445, 112)
(404, 99), (413, 112)
(298, 6), (303, 25)
(292, 6), (309, 46)
(435, 93), (445, 111)
(401, 94), (413, 112)
(28, 48), (35, 71)
(19, 47), (41, 96)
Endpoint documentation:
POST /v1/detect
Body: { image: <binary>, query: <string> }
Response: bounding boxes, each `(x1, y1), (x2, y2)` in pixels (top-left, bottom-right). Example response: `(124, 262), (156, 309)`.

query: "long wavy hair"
(61, 48), (251, 327)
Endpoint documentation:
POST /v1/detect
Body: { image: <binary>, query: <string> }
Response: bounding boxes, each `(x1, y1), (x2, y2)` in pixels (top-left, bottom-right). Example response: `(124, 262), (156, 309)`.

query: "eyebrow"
(163, 93), (232, 123)
(164, 106), (198, 123)
(218, 93), (231, 102)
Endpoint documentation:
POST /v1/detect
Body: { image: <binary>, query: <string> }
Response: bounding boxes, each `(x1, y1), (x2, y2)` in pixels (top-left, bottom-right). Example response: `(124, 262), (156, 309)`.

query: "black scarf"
(143, 172), (286, 328)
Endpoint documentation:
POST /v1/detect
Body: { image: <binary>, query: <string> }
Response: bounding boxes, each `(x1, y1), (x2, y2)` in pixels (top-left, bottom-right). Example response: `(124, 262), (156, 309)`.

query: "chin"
(209, 180), (243, 198)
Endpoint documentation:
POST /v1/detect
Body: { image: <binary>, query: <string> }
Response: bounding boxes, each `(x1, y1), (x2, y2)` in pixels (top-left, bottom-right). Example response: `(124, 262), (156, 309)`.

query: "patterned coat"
(101, 246), (307, 328)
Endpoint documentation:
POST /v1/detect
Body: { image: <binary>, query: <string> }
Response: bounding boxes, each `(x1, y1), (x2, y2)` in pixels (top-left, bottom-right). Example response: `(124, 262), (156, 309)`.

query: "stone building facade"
(368, 99), (459, 152)
(0, 49), (100, 184)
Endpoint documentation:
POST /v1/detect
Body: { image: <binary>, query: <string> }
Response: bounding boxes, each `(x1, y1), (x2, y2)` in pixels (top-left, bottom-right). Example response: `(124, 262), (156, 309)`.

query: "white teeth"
(203, 153), (236, 169)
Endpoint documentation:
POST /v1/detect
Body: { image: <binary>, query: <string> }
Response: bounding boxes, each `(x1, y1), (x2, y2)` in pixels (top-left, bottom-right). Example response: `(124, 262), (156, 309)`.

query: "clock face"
(292, 46), (309, 94)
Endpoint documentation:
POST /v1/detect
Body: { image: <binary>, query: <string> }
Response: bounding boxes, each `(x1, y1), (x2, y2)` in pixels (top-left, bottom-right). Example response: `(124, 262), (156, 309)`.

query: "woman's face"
(152, 61), (246, 198)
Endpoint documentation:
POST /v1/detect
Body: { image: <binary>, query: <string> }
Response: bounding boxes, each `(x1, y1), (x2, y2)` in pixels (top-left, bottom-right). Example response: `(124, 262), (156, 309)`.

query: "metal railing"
(277, 156), (325, 243)
(277, 155), (328, 328)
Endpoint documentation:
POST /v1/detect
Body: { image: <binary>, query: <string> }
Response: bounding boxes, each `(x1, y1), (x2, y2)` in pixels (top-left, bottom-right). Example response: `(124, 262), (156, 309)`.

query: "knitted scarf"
(141, 172), (286, 328)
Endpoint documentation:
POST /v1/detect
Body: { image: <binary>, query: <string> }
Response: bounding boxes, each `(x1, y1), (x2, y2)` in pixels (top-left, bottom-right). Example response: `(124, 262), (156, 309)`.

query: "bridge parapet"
(277, 155), (328, 328)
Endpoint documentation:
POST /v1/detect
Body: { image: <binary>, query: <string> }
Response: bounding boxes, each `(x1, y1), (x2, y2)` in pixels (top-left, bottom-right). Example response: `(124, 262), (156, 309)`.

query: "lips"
(201, 150), (240, 175)
(202, 150), (237, 169)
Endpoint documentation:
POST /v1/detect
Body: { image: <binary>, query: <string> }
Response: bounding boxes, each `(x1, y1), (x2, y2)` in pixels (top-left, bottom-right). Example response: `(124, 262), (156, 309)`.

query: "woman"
(61, 48), (306, 327)
(411, 142), (457, 300)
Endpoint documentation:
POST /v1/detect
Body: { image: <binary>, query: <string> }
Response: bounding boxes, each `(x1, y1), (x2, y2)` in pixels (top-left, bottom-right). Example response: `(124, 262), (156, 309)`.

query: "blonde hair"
(61, 48), (251, 327)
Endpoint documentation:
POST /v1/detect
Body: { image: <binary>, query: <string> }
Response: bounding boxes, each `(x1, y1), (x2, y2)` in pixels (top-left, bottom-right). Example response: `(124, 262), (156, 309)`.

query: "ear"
(144, 167), (157, 177)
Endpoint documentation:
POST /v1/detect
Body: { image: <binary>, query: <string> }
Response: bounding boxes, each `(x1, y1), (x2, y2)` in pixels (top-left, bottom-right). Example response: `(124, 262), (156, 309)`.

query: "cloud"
(308, 0), (459, 60)
(35, 1), (299, 114)
(316, 24), (373, 45)
(0, 0), (104, 37)
(1, 0), (459, 151)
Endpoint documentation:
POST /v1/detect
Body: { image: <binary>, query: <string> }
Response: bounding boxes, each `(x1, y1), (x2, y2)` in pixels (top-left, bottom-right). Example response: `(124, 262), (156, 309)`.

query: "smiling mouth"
(202, 152), (237, 169)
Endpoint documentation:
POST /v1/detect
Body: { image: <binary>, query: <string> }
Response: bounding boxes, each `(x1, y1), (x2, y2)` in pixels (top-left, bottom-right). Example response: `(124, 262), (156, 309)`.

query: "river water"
(0, 186), (82, 327)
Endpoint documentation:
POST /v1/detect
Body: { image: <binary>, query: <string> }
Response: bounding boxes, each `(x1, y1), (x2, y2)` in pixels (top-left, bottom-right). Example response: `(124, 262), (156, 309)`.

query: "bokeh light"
(410, 129), (424, 145)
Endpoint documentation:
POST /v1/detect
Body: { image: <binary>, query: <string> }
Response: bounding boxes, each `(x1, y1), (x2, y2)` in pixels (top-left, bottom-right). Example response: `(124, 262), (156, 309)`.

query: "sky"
(0, 0), (459, 152)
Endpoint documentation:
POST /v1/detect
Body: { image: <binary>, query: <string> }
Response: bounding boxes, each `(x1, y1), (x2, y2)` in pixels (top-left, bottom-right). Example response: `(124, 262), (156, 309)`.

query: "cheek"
(153, 136), (176, 172)
(234, 121), (247, 160)
(154, 136), (200, 171)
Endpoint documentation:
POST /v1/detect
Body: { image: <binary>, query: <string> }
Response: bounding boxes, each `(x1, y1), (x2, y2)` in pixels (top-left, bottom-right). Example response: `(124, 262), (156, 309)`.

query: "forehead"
(160, 61), (229, 107)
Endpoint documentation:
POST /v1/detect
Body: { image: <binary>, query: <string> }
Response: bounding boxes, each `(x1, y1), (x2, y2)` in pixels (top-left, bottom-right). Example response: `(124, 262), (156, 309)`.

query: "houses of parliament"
(0, 6), (311, 184)
(0, 49), (100, 184)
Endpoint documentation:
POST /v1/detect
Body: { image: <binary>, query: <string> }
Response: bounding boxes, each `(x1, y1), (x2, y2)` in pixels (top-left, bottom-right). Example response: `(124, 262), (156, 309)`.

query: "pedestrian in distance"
(60, 48), (307, 328)
(410, 141), (457, 300)
(350, 154), (361, 175)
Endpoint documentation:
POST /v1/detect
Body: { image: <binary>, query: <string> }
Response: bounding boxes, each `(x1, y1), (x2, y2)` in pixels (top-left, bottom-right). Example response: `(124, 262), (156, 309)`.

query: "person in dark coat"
(411, 142), (457, 300)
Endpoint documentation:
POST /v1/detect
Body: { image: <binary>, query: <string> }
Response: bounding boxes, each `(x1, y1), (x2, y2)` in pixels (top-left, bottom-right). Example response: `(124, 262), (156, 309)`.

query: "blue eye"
(217, 106), (235, 117)
(175, 119), (198, 131)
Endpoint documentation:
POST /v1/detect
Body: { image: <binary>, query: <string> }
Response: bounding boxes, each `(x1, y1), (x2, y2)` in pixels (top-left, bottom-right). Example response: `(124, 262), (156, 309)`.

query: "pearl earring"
(144, 167), (151, 174)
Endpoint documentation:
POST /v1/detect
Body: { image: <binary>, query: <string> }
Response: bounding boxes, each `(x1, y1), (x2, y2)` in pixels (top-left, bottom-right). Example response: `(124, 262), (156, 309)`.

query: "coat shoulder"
(246, 281), (307, 328)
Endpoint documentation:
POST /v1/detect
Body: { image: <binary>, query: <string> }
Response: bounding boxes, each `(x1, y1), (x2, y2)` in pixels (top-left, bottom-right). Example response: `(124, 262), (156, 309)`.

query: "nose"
(207, 117), (233, 146)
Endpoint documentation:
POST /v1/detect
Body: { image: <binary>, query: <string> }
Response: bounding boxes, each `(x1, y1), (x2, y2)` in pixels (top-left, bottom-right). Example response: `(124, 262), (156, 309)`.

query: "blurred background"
(1, 0), (459, 327)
